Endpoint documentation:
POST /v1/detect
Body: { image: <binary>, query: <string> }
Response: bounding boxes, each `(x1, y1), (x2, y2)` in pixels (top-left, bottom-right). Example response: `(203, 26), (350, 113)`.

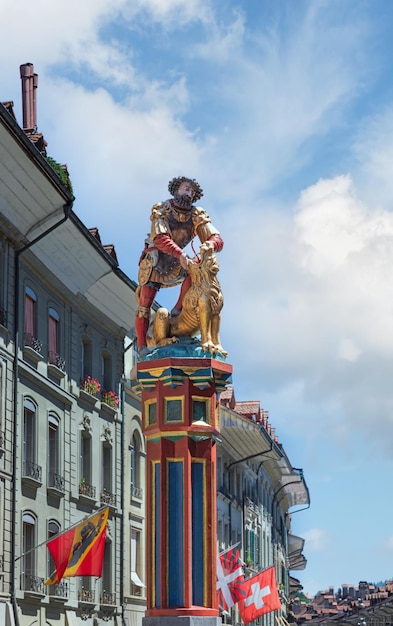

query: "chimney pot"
(20, 63), (35, 131)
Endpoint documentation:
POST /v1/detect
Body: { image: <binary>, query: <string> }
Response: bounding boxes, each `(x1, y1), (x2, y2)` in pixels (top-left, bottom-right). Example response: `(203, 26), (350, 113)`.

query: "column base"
(143, 617), (222, 626)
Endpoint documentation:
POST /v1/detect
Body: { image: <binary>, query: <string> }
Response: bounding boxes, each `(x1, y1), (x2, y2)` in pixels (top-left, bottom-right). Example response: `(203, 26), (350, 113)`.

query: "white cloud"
(384, 535), (393, 551)
(302, 528), (332, 553)
(353, 105), (393, 209)
(221, 173), (393, 453)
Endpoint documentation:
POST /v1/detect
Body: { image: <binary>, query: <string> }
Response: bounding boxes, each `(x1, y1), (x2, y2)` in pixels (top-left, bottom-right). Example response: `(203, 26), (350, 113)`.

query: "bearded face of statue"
(173, 180), (196, 209)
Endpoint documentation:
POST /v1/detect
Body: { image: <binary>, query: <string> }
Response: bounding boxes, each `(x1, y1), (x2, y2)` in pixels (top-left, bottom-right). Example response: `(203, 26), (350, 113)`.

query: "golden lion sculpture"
(147, 243), (227, 356)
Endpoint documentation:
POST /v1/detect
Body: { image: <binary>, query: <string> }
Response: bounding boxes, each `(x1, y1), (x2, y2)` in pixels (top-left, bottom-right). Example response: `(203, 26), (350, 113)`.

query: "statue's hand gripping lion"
(148, 244), (227, 356)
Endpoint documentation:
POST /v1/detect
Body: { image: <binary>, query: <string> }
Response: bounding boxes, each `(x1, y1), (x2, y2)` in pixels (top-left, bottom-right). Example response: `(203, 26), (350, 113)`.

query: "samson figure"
(135, 176), (224, 352)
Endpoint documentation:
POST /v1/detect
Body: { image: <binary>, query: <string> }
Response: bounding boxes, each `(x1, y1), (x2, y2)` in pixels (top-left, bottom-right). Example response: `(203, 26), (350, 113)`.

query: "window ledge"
(47, 594), (68, 604)
(100, 402), (117, 416)
(47, 486), (65, 499)
(22, 590), (45, 601)
(79, 389), (98, 406)
(22, 475), (42, 489)
(47, 363), (66, 380)
(23, 346), (44, 364)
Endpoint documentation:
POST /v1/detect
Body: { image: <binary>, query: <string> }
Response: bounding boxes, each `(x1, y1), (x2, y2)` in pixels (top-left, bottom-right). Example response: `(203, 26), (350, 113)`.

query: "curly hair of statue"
(168, 176), (204, 201)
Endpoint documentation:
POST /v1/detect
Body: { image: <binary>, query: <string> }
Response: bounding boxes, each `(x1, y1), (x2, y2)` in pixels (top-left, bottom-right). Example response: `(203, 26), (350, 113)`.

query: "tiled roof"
(89, 228), (118, 263)
(1, 101), (17, 120)
(234, 400), (260, 416)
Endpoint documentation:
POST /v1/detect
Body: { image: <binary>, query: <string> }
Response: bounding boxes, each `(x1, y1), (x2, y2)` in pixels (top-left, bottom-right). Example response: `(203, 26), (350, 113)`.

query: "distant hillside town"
(291, 580), (393, 625)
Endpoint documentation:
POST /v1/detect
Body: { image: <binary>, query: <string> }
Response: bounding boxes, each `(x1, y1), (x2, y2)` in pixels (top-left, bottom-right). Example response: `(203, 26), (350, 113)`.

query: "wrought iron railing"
(24, 333), (43, 354)
(48, 351), (66, 371)
(23, 461), (42, 482)
(78, 587), (95, 603)
(48, 472), (65, 492)
(100, 489), (116, 506)
(47, 581), (68, 598)
(131, 484), (143, 500)
(21, 574), (45, 593)
(79, 481), (96, 499)
(101, 591), (116, 605)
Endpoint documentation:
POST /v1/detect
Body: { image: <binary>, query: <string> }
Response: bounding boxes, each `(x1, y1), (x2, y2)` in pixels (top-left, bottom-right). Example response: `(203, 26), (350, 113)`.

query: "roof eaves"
(0, 101), (73, 203)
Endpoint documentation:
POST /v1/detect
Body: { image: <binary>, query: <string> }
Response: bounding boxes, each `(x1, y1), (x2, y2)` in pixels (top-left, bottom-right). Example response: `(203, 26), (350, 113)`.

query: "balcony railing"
(101, 591), (116, 605)
(23, 461), (42, 482)
(21, 574), (45, 593)
(0, 307), (7, 327)
(79, 481), (96, 499)
(131, 484), (143, 500)
(78, 587), (95, 603)
(48, 472), (65, 492)
(24, 333), (43, 354)
(100, 489), (116, 507)
(48, 351), (66, 372)
(47, 581), (68, 598)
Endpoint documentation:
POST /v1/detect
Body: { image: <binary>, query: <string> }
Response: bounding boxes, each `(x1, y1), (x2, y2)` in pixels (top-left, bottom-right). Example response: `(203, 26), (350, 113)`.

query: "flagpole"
(14, 505), (109, 561)
(218, 541), (240, 557)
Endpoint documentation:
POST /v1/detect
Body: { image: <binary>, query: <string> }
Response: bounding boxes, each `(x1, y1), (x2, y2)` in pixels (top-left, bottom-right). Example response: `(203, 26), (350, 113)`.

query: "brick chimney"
(20, 62), (38, 132)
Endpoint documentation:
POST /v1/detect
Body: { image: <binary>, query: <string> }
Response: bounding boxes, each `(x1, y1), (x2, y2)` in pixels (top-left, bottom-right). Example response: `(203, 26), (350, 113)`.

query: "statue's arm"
(193, 207), (224, 252)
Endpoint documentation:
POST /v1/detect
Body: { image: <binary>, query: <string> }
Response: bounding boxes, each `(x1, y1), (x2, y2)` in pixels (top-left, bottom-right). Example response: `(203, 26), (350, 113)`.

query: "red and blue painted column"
(137, 356), (232, 622)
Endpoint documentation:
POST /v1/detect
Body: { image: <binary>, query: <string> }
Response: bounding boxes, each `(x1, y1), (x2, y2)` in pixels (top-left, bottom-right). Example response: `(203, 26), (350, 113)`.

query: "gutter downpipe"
(120, 338), (136, 625)
(120, 374), (125, 624)
(11, 202), (72, 626)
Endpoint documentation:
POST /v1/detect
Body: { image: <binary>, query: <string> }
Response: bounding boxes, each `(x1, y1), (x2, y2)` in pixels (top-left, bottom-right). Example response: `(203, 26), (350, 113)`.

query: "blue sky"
(2, 0), (393, 596)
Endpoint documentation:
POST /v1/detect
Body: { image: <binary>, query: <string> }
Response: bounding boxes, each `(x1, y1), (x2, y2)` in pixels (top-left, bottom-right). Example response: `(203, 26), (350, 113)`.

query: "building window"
(48, 307), (61, 366)
(101, 352), (112, 393)
(48, 414), (62, 489)
(164, 397), (183, 422)
(23, 398), (39, 479)
(24, 287), (37, 346)
(102, 444), (112, 492)
(102, 541), (112, 595)
(22, 512), (36, 590)
(131, 529), (145, 595)
(81, 336), (92, 380)
(80, 433), (94, 498)
(130, 434), (142, 499)
(147, 400), (157, 426)
(0, 241), (7, 327)
(47, 520), (60, 581)
(192, 398), (208, 422)
(81, 433), (91, 482)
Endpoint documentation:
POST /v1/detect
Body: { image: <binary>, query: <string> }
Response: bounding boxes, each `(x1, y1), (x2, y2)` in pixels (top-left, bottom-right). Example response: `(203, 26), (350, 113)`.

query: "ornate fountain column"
(137, 355), (232, 626)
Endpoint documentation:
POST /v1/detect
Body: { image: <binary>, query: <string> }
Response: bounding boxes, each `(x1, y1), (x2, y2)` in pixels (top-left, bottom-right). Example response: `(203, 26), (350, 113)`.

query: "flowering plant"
(81, 376), (101, 395)
(102, 390), (119, 409)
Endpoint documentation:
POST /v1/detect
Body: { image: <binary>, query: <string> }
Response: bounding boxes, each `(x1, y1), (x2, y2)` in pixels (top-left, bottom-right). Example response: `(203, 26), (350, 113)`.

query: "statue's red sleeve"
(207, 233), (224, 252)
(153, 234), (183, 258)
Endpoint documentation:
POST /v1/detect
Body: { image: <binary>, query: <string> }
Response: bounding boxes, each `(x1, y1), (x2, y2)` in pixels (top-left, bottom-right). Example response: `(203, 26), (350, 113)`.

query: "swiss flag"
(238, 566), (281, 625)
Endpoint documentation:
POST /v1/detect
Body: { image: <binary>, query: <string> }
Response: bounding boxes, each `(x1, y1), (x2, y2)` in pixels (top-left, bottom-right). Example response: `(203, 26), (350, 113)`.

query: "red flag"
(45, 508), (109, 584)
(216, 547), (246, 610)
(238, 566), (281, 625)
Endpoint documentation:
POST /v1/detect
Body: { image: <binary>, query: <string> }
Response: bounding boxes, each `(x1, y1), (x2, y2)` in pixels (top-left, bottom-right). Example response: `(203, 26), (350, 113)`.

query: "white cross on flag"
(216, 547), (245, 610)
(238, 566), (281, 625)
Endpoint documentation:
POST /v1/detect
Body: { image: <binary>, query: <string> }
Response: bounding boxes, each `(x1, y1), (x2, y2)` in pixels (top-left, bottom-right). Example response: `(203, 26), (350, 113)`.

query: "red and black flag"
(216, 546), (246, 610)
(45, 508), (109, 585)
